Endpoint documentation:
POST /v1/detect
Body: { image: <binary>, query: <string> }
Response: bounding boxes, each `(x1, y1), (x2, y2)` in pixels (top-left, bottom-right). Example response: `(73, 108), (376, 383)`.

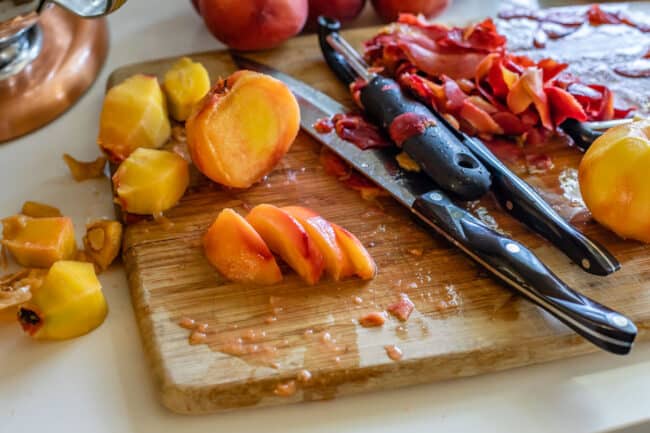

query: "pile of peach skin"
(101, 58), (376, 286)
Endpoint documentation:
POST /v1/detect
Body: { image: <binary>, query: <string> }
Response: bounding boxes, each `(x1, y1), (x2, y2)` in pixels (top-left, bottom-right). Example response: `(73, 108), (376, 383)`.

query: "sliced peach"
(246, 204), (324, 285)
(332, 223), (376, 280)
(113, 148), (190, 216)
(204, 208), (282, 285)
(98, 74), (171, 162)
(282, 206), (350, 281)
(2, 215), (76, 268)
(186, 70), (300, 188)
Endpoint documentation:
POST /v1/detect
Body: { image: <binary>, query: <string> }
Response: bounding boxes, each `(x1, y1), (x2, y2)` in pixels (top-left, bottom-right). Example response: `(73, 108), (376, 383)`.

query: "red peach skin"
(199, 0), (308, 51)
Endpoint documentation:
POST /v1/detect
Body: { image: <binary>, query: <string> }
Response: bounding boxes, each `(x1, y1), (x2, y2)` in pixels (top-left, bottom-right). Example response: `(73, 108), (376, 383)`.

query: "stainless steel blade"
(231, 54), (431, 208)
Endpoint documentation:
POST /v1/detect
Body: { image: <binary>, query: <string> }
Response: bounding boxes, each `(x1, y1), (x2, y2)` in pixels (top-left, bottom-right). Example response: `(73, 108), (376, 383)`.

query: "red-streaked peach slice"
(186, 70), (300, 188)
(282, 206), (349, 281)
(332, 223), (377, 280)
(246, 204), (324, 285)
(203, 209), (282, 285)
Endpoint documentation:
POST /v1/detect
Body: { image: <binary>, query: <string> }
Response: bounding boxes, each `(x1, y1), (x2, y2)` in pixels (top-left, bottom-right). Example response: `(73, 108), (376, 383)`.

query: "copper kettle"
(0, 0), (127, 142)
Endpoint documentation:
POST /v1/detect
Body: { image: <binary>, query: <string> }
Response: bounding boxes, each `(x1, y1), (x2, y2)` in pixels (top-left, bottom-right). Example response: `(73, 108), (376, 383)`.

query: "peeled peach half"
(113, 148), (190, 216)
(204, 208), (282, 285)
(186, 70), (300, 188)
(332, 223), (376, 280)
(2, 215), (76, 268)
(98, 74), (171, 162)
(282, 206), (350, 281)
(18, 261), (107, 340)
(579, 119), (650, 243)
(246, 204), (324, 285)
(163, 57), (211, 121)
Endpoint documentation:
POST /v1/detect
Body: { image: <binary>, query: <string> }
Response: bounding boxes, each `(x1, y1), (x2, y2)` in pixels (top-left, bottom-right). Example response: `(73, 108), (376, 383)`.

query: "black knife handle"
(360, 76), (492, 201)
(413, 190), (636, 354)
(448, 127), (620, 276)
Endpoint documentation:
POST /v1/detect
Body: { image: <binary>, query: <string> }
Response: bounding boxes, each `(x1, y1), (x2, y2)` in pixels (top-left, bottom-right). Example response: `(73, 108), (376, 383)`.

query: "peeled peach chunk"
(186, 70), (300, 188)
(1, 215), (76, 268)
(98, 74), (171, 162)
(579, 119), (650, 243)
(82, 220), (123, 272)
(113, 148), (190, 216)
(332, 223), (377, 280)
(204, 208), (282, 285)
(282, 206), (350, 281)
(163, 57), (211, 121)
(20, 201), (62, 218)
(246, 204), (324, 285)
(18, 261), (107, 340)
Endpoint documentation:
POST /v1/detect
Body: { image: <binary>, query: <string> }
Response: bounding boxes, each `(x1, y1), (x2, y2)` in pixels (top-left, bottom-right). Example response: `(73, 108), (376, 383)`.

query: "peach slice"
(98, 74), (171, 162)
(282, 206), (350, 281)
(332, 223), (377, 280)
(203, 209), (282, 285)
(20, 201), (62, 218)
(186, 70), (300, 188)
(246, 204), (324, 285)
(113, 148), (190, 216)
(2, 215), (76, 268)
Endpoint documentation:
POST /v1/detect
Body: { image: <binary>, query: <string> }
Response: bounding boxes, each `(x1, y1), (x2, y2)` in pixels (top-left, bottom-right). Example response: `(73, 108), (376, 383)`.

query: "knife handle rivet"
(429, 192), (443, 202)
(506, 243), (521, 254)
(608, 313), (629, 328)
(581, 258), (591, 270)
(506, 200), (513, 211)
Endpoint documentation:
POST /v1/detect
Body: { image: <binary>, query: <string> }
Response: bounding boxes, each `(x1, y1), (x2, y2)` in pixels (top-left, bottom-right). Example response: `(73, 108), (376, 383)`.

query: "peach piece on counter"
(199, 0), (308, 51)
(163, 57), (211, 122)
(579, 119), (650, 243)
(113, 148), (190, 216)
(186, 70), (300, 188)
(98, 74), (171, 162)
(20, 201), (62, 218)
(18, 261), (108, 340)
(282, 206), (352, 281)
(371, 0), (450, 23)
(246, 204), (324, 285)
(1, 215), (76, 268)
(204, 209), (282, 285)
(82, 220), (123, 272)
(62, 154), (107, 181)
(332, 223), (377, 280)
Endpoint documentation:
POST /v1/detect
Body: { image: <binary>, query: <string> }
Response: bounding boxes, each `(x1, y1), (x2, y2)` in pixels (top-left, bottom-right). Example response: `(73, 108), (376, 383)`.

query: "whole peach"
(199, 0), (308, 51)
(371, 0), (449, 23)
(306, 0), (366, 28)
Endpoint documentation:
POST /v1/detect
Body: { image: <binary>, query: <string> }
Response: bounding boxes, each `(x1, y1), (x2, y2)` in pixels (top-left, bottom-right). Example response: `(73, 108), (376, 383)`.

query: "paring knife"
(317, 18), (620, 277)
(231, 54), (637, 355)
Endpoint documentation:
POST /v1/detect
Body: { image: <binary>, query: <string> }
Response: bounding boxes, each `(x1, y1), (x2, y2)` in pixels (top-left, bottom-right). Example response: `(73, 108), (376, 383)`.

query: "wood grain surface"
(108, 20), (650, 414)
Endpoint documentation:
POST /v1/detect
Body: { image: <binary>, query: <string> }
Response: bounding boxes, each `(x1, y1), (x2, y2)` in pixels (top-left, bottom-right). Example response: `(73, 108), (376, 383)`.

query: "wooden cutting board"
(109, 13), (650, 415)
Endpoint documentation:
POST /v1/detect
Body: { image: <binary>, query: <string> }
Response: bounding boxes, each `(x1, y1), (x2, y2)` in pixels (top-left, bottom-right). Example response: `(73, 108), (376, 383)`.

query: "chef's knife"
(231, 54), (637, 354)
(318, 19), (620, 277)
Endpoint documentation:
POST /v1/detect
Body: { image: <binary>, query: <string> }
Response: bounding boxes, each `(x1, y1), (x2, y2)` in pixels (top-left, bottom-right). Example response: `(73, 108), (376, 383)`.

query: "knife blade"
(231, 54), (637, 354)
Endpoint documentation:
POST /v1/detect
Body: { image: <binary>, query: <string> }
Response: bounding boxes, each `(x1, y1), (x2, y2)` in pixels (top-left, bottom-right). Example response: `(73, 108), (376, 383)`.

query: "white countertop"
(1, 1), (649, 432)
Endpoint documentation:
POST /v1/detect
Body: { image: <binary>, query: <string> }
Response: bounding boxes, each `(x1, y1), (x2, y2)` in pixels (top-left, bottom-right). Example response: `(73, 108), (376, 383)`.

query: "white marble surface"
(1, 1), (649, 432)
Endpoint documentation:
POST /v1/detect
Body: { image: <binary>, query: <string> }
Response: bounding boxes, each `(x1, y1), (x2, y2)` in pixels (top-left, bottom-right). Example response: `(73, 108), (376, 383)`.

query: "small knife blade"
(232, 54), (637, 354)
